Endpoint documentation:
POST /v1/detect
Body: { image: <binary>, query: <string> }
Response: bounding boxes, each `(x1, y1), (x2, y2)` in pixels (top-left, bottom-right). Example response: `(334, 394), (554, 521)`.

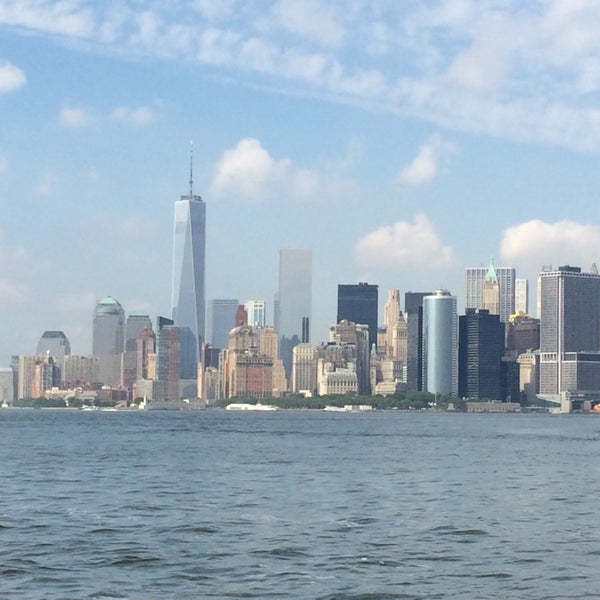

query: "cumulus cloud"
(355, 214), (454, 269)
(398, 135), (457, 184)
(211, 138), (319, 201)
(500, 219), (600, 272)
(0, 60), (26, 93)
(59, 106), (91, 127)
(110, 105), (156, 125)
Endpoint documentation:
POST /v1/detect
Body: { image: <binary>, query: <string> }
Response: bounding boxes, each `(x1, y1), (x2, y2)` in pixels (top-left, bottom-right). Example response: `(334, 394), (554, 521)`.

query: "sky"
(2, 0), (600, 365)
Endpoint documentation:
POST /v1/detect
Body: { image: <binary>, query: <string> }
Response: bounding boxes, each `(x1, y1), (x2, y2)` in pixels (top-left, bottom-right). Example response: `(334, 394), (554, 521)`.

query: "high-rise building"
(36, 331), (70, 377)
(458, 309), (505, 401)
(422, 290), (458, 396)
(291, 343), (318, 394)
(92, 296), (125, 387)
(405, 291), (432, 392)
(171, 152), (206, 380)
(329, 320), (371, 394)
(208, 299), (239, 349)
(505, 313), (540, 359)
(276, 249), (312, 379)
(482, 258), (500, 316)
(337, 282), (378, 351)
(465, 262), (516, 322)
(538, 265), (600, 395)
(122, 313), (152, 393)
(63, 355), (100, 386)
(156, 316), (180, 402)
(245, 300), (266, 329)
(0, 368), (14, 405)
(515, 279), (529, 314)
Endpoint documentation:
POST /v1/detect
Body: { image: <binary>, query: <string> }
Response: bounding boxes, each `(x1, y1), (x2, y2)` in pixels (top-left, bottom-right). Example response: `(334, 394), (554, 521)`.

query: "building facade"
(458, 309), (505, 401)
(207, 299), (239, 350)
(422, 290), (458, 396)
(538, 265), (600, 395)
(465, 263), (516, 322)
(405, 292), (432, 392)
(337, 283), (378, 351)
(171, 181), (206, 379)
(276, 249), (312, 379)
(92, 296), (125, 387)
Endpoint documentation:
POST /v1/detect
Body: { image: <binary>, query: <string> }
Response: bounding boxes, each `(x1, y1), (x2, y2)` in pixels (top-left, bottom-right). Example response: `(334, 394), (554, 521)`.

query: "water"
(1, 410), (600, 599)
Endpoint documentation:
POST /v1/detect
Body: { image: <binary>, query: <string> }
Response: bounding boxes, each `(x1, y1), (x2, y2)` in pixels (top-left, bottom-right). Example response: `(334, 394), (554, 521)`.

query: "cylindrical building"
(423, 290), (458, 396)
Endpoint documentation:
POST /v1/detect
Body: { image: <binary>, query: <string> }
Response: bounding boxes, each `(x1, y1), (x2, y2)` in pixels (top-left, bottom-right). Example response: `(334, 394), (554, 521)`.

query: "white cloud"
(500, 219), (600, 272)
(271, 0), (345, 48)
(110, 105), (156, 125)
(355, 214), (454, 269)
(59, 106), (91, 127)
(0, 60), (26, 93)
(7, 2), (600, 150)
(211, 138), (320, 201)
(399, 135), (457, 184)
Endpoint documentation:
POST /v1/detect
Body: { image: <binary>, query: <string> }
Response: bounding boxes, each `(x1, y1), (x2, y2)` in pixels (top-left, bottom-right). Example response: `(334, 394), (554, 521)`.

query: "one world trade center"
(171, 146), (206, 379)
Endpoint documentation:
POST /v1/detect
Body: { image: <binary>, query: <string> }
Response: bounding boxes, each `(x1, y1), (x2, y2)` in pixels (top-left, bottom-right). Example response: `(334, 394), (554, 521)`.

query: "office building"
(465, 262), (516, 322)
(515, 279), (529, 314)
(156, 316), (179, 401)
(276, 249), (312, 379)
(122, 313), (152, 393)
(0, 368), (14, 405)
(292, 343), (318, 394)
(337, 282), (378, 351)
(208, 299), (239, 349)
(171, 154), (206, 379)
(482, 258), (500, 315)
(36, 331), (70, 376)
(405, 291), (432, 392)
(245, 300), (266, 329)
(505, 313), (540, 359)
(422, 290), (458, 396)
(329, 319), (370, 394)
(458, 309), (505, 401)
(92, 296), (125, 387)
(63, 355), (100, 386)
(538, 265), (600, 395)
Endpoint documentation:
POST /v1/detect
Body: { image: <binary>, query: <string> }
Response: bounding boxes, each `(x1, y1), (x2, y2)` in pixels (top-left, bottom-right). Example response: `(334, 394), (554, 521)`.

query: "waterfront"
(1, 410), (600, 599)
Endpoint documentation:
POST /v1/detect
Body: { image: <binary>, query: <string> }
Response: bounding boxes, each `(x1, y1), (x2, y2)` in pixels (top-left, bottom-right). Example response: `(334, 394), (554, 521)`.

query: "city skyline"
(3, 2), (600, 366)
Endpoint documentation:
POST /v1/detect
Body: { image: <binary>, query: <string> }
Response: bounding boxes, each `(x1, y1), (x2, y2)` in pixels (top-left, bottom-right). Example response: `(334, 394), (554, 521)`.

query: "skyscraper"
(337, 282), (378, 350)
(422, 290), (458, 396)
(276, 249), (312, 379)
(37, 331), (70, 377)
(208, 299), (239, 349)
(465, 262), (515, 322)
(405, 291), (432, 392)
(458, 309), (505, 401)
(515, 278), (529, 314)
(244, 300), (266, 329)
(92, 296), (125, 387)
(538, 265), (600, 395)
(171, 148), (206, 379)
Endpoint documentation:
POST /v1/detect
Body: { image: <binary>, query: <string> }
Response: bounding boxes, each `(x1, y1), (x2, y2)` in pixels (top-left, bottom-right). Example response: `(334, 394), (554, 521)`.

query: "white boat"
(226, 402), (278, 411)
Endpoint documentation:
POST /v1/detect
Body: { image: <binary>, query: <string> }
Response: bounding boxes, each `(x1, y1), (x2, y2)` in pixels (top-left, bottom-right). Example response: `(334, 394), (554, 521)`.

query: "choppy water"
(1, 409), (600, 599)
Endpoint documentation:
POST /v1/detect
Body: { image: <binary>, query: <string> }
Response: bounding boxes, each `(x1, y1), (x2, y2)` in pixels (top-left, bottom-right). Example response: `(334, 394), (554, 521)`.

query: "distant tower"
(207, 299), (239, 349)
(122, 313), (152, 393)
(465, 262), (515, 322)
(156, 316), (179, 401)
(92, 296), (125, 387)
(422, 290), (458, 396)
(37, 331), (71, 377)
(482, 257), (500, 316)
(337, 282), (378, 350)
(277, 249), (312, 380)
(171, 143), (206, 380)
(244, 300), (266, 329)
(515, 279), (529, 314)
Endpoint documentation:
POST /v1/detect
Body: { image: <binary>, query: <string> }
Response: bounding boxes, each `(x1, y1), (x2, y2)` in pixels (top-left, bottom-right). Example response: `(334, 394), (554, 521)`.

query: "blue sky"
(2, 0), (600, 365)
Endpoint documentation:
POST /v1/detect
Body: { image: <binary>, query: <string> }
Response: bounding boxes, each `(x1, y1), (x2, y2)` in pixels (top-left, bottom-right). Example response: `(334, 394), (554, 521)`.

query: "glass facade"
(337, 283), (378, 350)
(171, 194), (206, 379)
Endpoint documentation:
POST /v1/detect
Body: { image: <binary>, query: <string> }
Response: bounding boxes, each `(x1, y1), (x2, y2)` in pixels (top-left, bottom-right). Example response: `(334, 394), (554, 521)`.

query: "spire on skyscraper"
(485, 256), (498, 282)
(189, 139), (194, 198)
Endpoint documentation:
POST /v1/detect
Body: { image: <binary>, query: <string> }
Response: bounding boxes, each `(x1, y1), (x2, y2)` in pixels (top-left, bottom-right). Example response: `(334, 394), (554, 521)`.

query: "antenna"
(189, 139), (194, 198)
